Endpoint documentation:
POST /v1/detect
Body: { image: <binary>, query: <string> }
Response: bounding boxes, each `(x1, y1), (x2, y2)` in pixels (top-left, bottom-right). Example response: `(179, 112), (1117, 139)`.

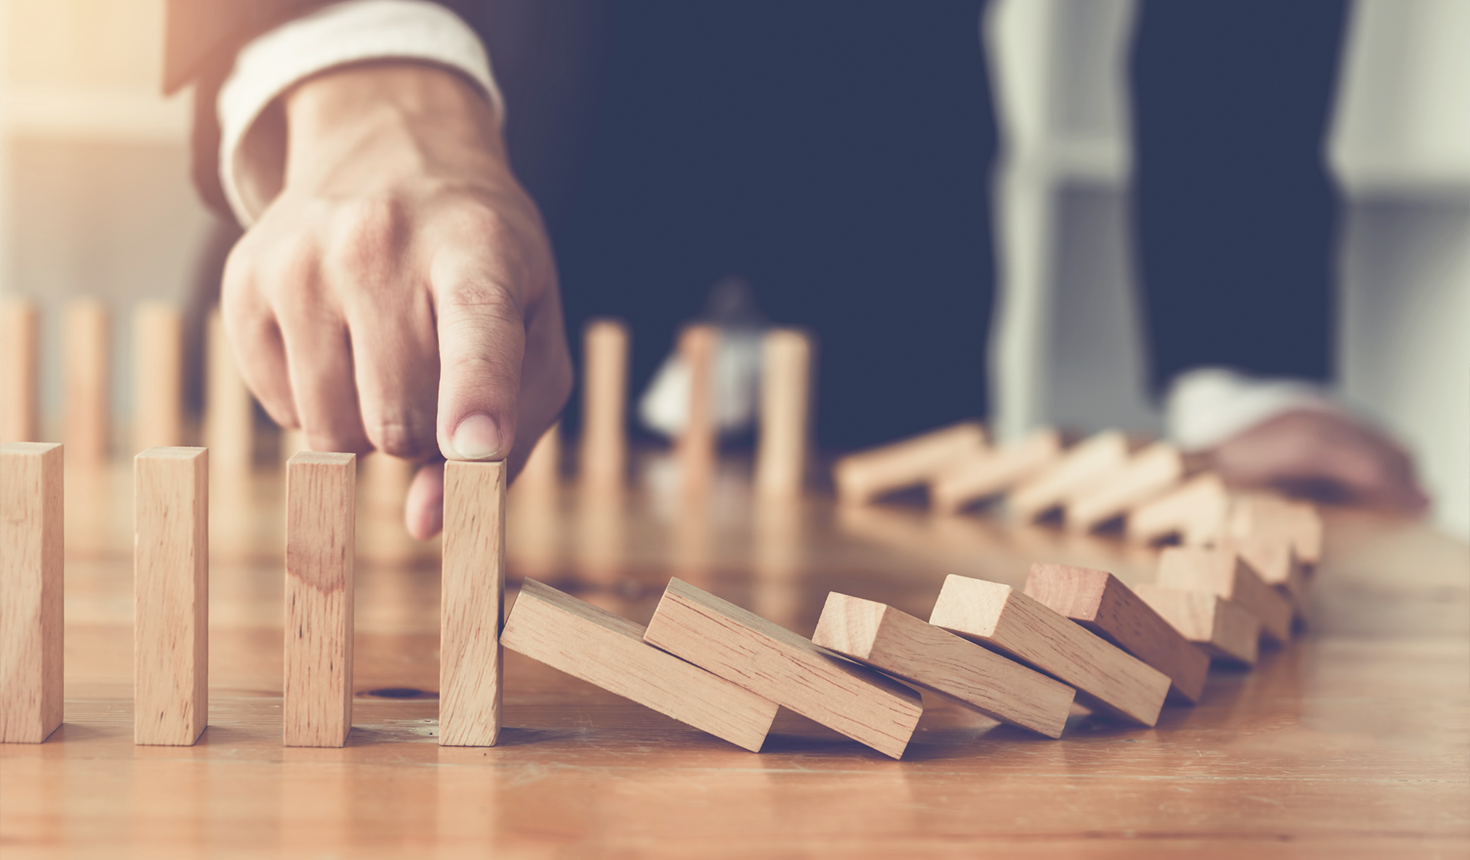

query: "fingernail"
(449, 413), (503, 460)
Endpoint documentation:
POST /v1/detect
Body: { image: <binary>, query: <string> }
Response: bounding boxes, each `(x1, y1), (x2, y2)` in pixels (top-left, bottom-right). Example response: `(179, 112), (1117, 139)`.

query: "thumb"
(432, 254), (525, 462)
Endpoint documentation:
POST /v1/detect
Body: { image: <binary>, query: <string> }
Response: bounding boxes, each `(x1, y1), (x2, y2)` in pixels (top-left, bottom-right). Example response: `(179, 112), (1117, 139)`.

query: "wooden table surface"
(2, 454), (1468, 858)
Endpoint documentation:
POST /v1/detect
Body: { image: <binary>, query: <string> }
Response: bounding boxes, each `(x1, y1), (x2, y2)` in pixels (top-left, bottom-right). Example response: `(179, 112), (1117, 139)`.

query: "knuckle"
(366, 417), (433, 460)
(324, 196), (408, 277)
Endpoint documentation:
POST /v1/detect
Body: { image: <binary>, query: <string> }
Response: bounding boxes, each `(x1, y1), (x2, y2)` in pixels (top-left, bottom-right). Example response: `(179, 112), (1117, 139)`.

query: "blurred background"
(0, 0), (1466, 537)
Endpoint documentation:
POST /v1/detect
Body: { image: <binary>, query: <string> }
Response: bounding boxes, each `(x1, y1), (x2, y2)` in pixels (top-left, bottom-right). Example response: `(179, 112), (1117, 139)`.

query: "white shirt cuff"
(216, 0), (501, 226)
(1165, 367), (1337, 451)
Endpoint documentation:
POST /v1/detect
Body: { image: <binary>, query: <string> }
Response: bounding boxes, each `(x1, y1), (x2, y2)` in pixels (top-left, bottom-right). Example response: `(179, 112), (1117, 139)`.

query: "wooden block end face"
(929, 575), (1009, 640)
(811, 593), (889, 662)
(833, 422), (987, 506)
(1022, 563), (1112, 623)
(1, 443), (64, 742)
(440, 460), (507, 748)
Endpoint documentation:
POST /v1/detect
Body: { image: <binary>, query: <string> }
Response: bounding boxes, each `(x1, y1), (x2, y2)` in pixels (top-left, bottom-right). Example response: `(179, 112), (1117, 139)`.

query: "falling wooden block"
(1064, 442), (1184, 533)
(64, 299), (111, 467)
(754, 328), (813, 498)
(1157, 545), (1293, 645)
(930, 428), (1062, 515)
(1133, 584), (1260, 666)
(503, 579), (778, 751)
(513, 422), (561, 501)
(1, 300), (40, 442)
(439, 460), (506, 747)
(579, 318), (629, 489)
(284, 452), (356, 747)
(133, 302), (185, 451)
(0, 442), (64, 743)
(134, 447), (209, 745)
(1228, 532), (1309, 618)
(929, 575), (1170, 726)
(1022, 563), (1209, 705)
(1127, 472), (1230, 545)
(675, 324), (719, 490)
(833, 421), (987, 506)
(643, 578), (923, 759)
(204, 309), (253, 475)
(1010, 431), (1131, 521)
(812, 592), (1076, 738)
(1230, 495), (1323, 568)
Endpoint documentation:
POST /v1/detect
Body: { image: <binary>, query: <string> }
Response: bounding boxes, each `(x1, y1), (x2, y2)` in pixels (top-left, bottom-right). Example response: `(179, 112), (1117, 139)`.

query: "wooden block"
(1127, 472), (1229, 545)
(133, 302), (184, 451)
(1022, 563), (1209, 705)
(204, 309), (253, 475)
(579, 317), (629, 489)
(1133, 584), (1260, 666)
(134, 447), (209, 745)
(284, 452), (356, 747)
(754, 328), (813, 499)
(503, 579), (778, 751)
(675, 324), (719, 490)
(1065, 442), (1184, 533)
(1226, 531), (1308, 616)
(1010, 430), (1131, 521)
(833, 421), (987, 506)
(513, 422), (560, 500)
(930, 428), (1062, 514)
(64, 299), (110, 467)
(1157, 546), (1293, 645)
(439, 460), (506, 747)
(1230, 495), (1323, 568)
(929, 575), (1170, 726)
(1, 300), (40, 442)
(643, 578), (923, 759)
(0, 442), (64, 742)
(813, 592), (1076, 738)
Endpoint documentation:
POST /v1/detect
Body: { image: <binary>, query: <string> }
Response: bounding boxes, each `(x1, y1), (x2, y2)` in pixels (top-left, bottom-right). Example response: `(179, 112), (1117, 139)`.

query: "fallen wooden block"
(930, 428), (1062, 514)
(1127, 473), (1229, 545)
(503, 579), (779, 752)
(0, 442), (64, 743)
(833, 421), (987, 506)
(813, 592), (1075, 738)
(929, 575), (1170, 726)
(1, 300), (40, 442)
(754, 328), (813, 499)
(1230, 495), (1323, 568)
(439, 460), (506, 747)
(1064, 442), (1184, 533)
(1022, 563), (1209, 705)
(1133, 584), (1260, 666)
(1229, 532), (1308, 617)
(1157, 545), (1293, 645)
(1010, 431), (1131, 522)
(643, 578), (923, 759)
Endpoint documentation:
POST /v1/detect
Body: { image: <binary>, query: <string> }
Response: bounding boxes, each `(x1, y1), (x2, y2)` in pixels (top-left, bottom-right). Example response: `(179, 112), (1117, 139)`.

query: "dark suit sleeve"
(1130, 0), (1350, 393)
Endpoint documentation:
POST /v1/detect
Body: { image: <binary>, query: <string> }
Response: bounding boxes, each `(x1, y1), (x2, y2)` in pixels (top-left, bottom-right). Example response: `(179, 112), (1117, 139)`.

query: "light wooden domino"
(133, 302), (184, 451)
(754, 327), (813, 499)
(1010, 431), (1131, 521)
(580, 317), (629, 489)
(64, 299), (110, 467)
(1228, 532), (1309, 617)
(0, 442), (64, 743)
(1127, 472), (1230, 545)
(1230, 495), (1323, 568)
(675, 324), (719, 490)
(833, 421), (987, 506)
(1133, 584), (1260, 667)
(930, 428), (1062, 514)
(643, 578), (923, 759)
(1, 300), (40, 442)
(205, 309), (253, 475)
(513, 423), (561, 502)
(1064, 442), (1184, 533)
(439, 460), (506, 747)
(1157, 545), (1293, 645)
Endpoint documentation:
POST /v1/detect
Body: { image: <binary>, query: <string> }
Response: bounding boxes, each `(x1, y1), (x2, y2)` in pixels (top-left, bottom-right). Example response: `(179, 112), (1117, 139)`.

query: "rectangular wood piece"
(439, 459), (507, 746)
(1133, 584), (1260, 666)
(1127, 472), (1229, 545)
(754, 327), (812, 498)
(205, 309), (253, 474)
(580, 317), (629, 489)
(1064, 442), (1184, 532)
(1010, 430), (1131, 521)
(64, 299), (110, 467)
(133, 302), (184, 451)
(675, 324), (719, 491)
(0, 442), (64, 742)
(930, 428), (1062, 514)
(833, 421), (987, 506)
(1157, 545), (1293, 645)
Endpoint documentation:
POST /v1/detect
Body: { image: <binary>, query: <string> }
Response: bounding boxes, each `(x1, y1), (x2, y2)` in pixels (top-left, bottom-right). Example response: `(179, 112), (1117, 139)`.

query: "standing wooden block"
(1, 300), (40, 442)
(813, 593), (1076, 738)
(579, 318), (629, 489)
(284, 452), (356, 747)
(675, 324), (719, 489)
(134, 447), (209, 745)
(0, 442), (64, 743)
(1064, 442), (1184, 533)
(643, 578), (923, 759)
(754, 328), (812, 498)
(930, 428), (1062, 514)
(513, 422), (560, 501)
(65, 299), (111, 467)
(205, 309), (253, 475)
(1133, 584), (1260, 666)
(440, 460), (506, 747)
(1010, 431), (1131, 521)
(503, 579), (778, 751)
(1157, 545), (1293, 645)
(1127, 473), (1229, 545)
(133, 302), (184, 452)
(833, 421), (987, 506)
(1022, 563), (1209, 705)
(929, 575), (1170, 726)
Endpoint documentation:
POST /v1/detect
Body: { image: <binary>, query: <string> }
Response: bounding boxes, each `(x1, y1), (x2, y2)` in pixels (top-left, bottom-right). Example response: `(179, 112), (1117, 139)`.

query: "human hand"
(221, 62), (572, 538)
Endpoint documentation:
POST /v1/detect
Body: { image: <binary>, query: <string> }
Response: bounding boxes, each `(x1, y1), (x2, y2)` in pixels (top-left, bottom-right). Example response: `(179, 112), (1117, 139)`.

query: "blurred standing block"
(929, 575), (1170, 726)
(503, 580), (778, 752)
(1064, 442), (1184, 533)
(644, 578), (923, 759)
(65, 299), (110, 467)
(1, 300), (40, 442)
(205, 309), (253, 475)
(833, 421), (987, 506)
(1127, 473), (1229, 545)
(284, 452), (356, 747)
(133, 303), (185, 452)
(930, 428), (1062, 514)
(754, 328), (812, 499)
(513, 422), (561, 502)
(1011, 431), (1131, 521)
(675, 324), (719, 491)
(813, 592), (1075, 738)
(1133, 584), (1260, 666)
(134, 447), (209, 745)
(440, 460), (506, 747)
(1022, 563), (1209, 705)
(579, 318), (629, 489)
(0, 442), (64, 743)
(1157, 545), (1293, 645)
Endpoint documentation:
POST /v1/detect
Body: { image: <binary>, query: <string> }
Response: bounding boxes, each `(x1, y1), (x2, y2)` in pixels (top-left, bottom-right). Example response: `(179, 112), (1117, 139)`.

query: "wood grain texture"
(64, 299), (110, 467)
(1022, 563), (1209, 705)
(284, 452), (356, 747)
(439, 460), (506, 747)
(1010, 431), (1130, 521)
(930, 575), (1170, 726)
(132, 302), (184, 452)
(133, 447), (208, 745)
(1127, 472), (1229, 545)
(833, 421), (987, 506)
(0, 442), (63, 742)
(930, 428), (1062, 514)
(1157, 545), (1293, 645)
(1065, 443), (1184, 533)
(579, 318), (629, 489)
(1, 300), (40, 442)
(754, 328), (812, 499)
(643, 577), (923, 759)
(813, 592), (1075, 738)
(503, 579), (779, 751)
(204, 309), (253, 474)
(1133, 584), (1260, 666)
